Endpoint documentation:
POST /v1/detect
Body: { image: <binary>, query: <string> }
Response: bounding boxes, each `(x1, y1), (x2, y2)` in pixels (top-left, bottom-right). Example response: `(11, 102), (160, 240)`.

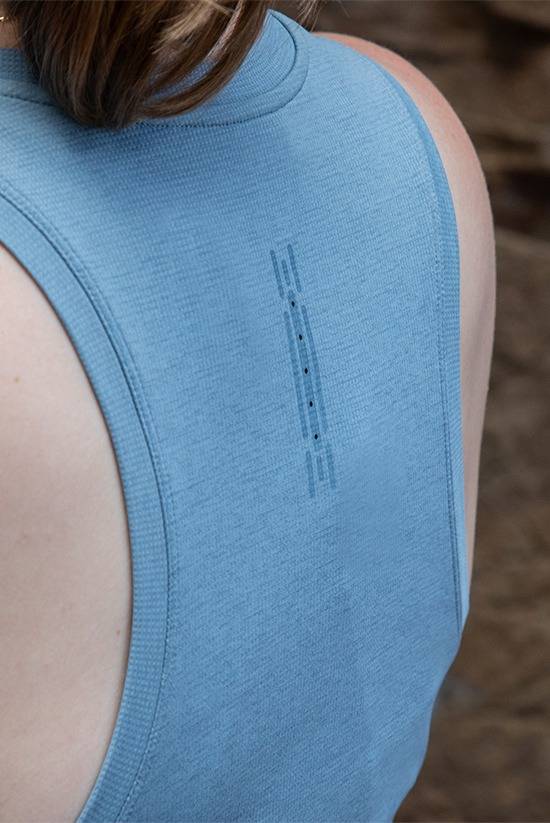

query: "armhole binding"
(0, 182), (172, 822)
(352, 53), (470, 640)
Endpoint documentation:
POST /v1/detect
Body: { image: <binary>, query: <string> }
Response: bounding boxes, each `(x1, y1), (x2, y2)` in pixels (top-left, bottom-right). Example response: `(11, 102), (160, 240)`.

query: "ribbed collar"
(0, 9), (310, 125)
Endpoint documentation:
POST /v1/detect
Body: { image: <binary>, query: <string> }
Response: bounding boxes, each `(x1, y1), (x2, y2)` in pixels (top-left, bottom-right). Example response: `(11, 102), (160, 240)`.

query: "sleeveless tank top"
(0, 9), (469, 821)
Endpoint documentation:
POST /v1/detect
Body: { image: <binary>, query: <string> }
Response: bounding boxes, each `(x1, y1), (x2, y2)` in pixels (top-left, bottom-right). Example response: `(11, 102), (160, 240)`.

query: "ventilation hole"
(314, 434), (318, 439)
(291, 301), (295, 306)
(309, 400), (313, 406)
(304, 367), (308, 374)
(298, 334), (303, 340)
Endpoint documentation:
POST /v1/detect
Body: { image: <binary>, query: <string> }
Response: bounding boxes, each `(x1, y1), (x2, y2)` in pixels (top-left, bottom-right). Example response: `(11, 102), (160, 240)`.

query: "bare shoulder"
(0, 243), (132, 822)
(312, 32), (497, 590)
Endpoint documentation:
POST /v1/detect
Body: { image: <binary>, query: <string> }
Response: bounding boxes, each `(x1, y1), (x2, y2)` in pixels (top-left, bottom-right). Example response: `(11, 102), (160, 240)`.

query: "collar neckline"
(0, 9), (310, 127)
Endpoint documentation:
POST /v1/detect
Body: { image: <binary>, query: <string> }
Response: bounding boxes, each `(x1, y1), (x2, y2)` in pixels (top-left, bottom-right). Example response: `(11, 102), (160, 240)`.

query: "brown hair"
(4, 0), (321, 130)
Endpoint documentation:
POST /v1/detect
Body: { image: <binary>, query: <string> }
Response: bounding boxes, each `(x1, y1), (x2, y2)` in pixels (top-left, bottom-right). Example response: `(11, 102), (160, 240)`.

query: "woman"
(0, 2), (495, 821)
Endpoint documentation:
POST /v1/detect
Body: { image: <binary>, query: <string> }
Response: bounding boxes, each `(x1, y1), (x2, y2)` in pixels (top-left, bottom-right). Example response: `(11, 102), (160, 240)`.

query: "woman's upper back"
(0, 10), (495, 822)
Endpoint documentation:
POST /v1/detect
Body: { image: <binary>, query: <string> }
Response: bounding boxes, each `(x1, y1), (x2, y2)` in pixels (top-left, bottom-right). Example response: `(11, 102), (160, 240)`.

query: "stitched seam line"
(0, 179), (177, 820)
(0, 61), (310, 128)
(356, 56), (464, 641)
(0, 89), (54, 106)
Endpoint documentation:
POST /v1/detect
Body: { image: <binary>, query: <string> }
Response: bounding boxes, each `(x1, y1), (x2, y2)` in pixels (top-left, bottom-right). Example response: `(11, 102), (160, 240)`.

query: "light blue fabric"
(0, 8), (469, 821)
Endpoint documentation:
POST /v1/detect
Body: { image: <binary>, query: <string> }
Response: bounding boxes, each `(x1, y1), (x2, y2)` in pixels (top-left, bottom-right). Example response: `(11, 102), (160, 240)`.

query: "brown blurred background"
(280, 1), (550, 820)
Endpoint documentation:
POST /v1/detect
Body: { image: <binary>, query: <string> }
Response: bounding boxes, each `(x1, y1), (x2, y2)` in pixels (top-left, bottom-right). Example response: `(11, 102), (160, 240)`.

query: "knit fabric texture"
(0, 9), (469, 821)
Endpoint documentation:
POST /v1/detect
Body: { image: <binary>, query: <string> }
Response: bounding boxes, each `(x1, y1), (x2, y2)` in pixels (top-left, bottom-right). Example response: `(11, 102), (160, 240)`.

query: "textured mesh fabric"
(0, 9), (469, 822)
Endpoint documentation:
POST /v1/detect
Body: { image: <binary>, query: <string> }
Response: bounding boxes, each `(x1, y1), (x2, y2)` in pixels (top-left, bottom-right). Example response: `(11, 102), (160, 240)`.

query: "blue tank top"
(0, 9), (469, 821)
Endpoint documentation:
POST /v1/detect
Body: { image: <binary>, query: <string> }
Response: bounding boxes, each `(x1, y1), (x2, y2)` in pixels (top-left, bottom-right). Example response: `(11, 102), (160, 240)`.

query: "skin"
(0, 18), (495, 823)
(0, 14), (133, 823)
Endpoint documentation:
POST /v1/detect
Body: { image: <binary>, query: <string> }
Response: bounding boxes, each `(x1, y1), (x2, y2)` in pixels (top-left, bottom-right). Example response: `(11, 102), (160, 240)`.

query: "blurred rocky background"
(280, 1), (550, 819)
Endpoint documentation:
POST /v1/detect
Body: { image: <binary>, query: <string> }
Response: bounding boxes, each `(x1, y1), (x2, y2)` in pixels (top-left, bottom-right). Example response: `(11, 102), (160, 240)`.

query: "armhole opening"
(0, 188), (170, 822)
